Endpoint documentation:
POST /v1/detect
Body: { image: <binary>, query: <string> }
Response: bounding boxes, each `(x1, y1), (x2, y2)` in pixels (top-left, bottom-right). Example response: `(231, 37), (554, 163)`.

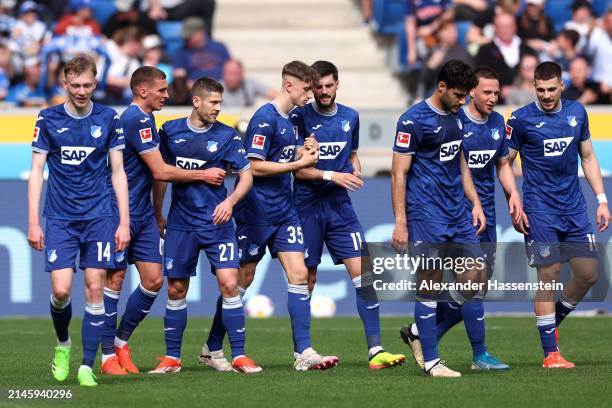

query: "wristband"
(597, 193), (608, 204)
(323, 171), (333, 181)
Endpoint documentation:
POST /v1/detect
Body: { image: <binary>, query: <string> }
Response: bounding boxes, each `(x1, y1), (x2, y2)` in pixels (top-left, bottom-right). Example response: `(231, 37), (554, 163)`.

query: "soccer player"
(99, 66), (228, 375)
(432, 66), (523, 370)
(200, 61), (339, 372)
(149, 77), (261, 374)
(27, 55), (130, 387)
(506, 61), (610, 368)
(291, 60), (405, 369)
(391, 59), (484, 377)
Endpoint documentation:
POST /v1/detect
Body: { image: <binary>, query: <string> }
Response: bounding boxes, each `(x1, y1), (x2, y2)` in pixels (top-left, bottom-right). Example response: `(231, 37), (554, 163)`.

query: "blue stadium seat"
(592, 0), (612, 16)
(372, 0), (405, 35)
(91, 0), (116, 27)
(157, 21), (184, 60)
(456, 20), (472, 47)
(545, 0), (573, 33)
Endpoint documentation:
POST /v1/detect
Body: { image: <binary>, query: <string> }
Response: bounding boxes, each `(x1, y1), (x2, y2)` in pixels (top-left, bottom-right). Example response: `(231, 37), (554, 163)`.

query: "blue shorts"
(45, 217), (119, 272)
(298, 197), (365, 268)
(113, 216), (163, 269)
(236, 218), (305, 263)
(525, 211), (597, 266)
(163, 224), (239, 278)
(408, 217), (483, 261)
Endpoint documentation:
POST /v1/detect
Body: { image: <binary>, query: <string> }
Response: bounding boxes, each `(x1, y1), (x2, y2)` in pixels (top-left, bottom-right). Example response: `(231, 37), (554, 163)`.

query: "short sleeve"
(579, 105), (591, 142)
(505, 112), (523, 151)
(123, 115), (159, 154)
(31, 112), (50, 154)
(226, 133), (251, 173)
(109, 113), (125, 151)
(404, 0), (415, 17)
(392, 115), (421, 155)
(352, 115), (360, 152)
(158, 125), (171, 162)
(499, 129), (509, 160)
(245, 118), (274, 160)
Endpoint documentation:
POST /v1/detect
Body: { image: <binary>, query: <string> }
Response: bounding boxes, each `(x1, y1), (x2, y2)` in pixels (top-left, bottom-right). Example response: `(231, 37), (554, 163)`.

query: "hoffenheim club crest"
(166, 258), (173, 270)
(90, 125), (102, 138)
(341, 120), (350, 132)
(491, 128), (500, 140)
(48, 249), (57, 263)
(115, 251), (125, 263)
(567, 115), (577, 127)
(207, 141), (218, 152)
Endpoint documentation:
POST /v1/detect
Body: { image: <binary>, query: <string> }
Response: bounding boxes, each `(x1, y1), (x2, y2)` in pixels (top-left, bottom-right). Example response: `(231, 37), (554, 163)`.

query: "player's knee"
(578, 268), (598, 288)
(218, 278), (239, 298)
(143, 275), (163, 293)
(167, 284), (187, 300)
(287, 265), (308, 285)
(105, 270), (125, 291)
(52, 288), (71, 303)
(85, 281), (104, 299)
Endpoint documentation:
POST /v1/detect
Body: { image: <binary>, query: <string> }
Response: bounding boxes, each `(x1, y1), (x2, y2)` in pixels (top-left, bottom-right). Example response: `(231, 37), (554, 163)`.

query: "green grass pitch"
(1, 316), (611, 407)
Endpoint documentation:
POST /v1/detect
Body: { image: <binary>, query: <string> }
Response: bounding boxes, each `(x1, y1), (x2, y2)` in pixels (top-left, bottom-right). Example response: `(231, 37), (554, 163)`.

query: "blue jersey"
(31, 103), (124, 220)
(393, 99), (466, 224)
(159, 118), (250, 230)
(235, 102), (300, 225)
(116, 103), (160, 220)
(459, 108), (508, 226)
(506, 99), (590, 214)
(292, 102), (359, 209)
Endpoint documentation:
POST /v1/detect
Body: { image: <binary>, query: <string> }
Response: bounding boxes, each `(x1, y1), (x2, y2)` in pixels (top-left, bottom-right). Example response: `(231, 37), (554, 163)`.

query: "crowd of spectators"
(0, 0), (277, 108)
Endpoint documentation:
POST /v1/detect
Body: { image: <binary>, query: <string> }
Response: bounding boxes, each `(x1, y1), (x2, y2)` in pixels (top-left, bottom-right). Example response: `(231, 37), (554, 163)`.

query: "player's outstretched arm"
(391, 153), (412, 251)
(579, 139), (610, 232)
(141, 149), (225, 186)
(27, 152), (46, 251)
(460, 154), (486, 235)
(213, 168), (253, 225)
(109, 150), (130, 251)
(152, 181), (168, 238)
(496, 158), (523, 227)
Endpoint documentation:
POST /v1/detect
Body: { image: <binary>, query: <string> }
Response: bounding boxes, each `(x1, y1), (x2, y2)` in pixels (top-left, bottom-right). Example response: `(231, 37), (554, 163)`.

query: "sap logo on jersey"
(544, 137), (573, 157)
(176, 156), (207, 169)
(319, 142), (347, 160)
(439, 140), (462, 162)
(468, 150), (496, 168)
(278, 145), (296, 163)
(61, 146), (95, 165)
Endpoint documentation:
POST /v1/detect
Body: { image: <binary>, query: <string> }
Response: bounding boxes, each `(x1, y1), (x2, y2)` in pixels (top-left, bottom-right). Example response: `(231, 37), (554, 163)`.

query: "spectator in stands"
(475, 12), (534, 101)
(516, 0), (555, 53)
(0, 43), (10, 100)
(0, 0), (16, 47)
(9, 1), (48, 76)
(173, 17), (230, 87)
(423, 21), (473, 93)
(562, 56), (609, 105)
(55, 0), (101, 37)
(548, 29), (580, 75)
(404, 0), (454, 67)
(113, 0), (216, 38)
(142, 34), (173, 84)
(505, 52), (538, 105)
(47, 60), (67, 105)
(453, 0), (494, 28)
(105, 26), (142, 104)
(103, 0), (158, 38)
(585, 8), (612, 100)
(220, 59), (278, 108)
(564, 0), (595, 49)
(6, 56), (46, 106)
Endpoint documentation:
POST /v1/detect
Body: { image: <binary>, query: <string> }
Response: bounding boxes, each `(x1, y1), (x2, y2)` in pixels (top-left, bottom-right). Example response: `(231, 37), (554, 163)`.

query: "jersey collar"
(186, 117), (212, 133)
(535, 99), (563, 114)
(131, 102), (150, 117)
(462, 106), (488, 124)
(64, 101), (93, 119)
(311, 101), (338, 117)
(271, 101), (289, 119)
(425, 98), (449, 116)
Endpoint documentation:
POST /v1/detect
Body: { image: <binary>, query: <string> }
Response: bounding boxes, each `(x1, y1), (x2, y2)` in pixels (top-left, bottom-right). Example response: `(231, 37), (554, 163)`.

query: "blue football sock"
(287, 284), (311, 354)
(82, 302), (105, 367)
(415, 300), (438, 362)
(353, 276), (382, 351)
(462, 298), (487, 357)
(164, 298), (187, 359)
(537, 313), (558, 357)
(555, 293), (576, 327)
(50, 294), (72, 343)
(222, 296), (246, 359)
(116, 284), (158, 342)
(207, 287), (244, 352)
(435, 307), (462, 341)
(102, 287), (120, 355)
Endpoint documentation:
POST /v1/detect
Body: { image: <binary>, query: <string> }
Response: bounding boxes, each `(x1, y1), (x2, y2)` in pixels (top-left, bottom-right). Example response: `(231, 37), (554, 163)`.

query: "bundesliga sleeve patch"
(505, 124), (513, 139)
(139, 127), (153, 143)
(33, 127), (40, 142)
(252, 134), (266, 150)
(396, 131), (411, 148)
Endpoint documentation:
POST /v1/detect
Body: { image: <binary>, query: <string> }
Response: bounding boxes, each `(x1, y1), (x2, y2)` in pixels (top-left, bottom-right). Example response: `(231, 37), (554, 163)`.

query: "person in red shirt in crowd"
(54, 0), (101, 37)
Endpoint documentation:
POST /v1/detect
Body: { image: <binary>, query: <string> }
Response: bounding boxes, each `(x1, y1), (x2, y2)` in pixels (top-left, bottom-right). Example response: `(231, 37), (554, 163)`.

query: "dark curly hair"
(437, 59), (478, 92)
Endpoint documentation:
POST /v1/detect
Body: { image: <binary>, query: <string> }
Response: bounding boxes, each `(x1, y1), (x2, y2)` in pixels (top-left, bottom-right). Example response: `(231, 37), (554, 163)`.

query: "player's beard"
(316, 93), (336, 110)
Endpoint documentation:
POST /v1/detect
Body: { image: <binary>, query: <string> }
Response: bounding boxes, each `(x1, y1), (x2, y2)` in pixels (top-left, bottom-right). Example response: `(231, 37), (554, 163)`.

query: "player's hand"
(299, 145), (318, 168)
(156, 215), (167, 238)
(352, 168), (362, 178)
(331, 172), (364, 192)
(597, 202), (610, 232)
(213, 199), (233, 225)
(513, 211), (529, 235)
(27, 223), (44, 251)
(198, 168), (226, 186)
(472, 205), (486, 235)
(115, 224), (130, 252)
(508, 191), (523, 226)
(392, 222), (409, 253)
(304, 133), (318, 152)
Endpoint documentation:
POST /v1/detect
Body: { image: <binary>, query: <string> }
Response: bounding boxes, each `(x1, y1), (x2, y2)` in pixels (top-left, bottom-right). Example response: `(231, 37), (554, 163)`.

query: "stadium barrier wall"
(1, 178), (611, 317)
